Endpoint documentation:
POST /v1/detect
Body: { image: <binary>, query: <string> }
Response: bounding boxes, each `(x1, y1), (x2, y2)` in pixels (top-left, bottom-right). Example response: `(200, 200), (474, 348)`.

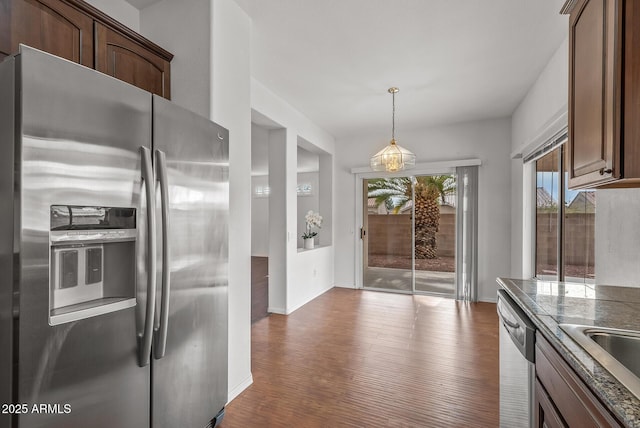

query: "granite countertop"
(497, 277), (640, 428)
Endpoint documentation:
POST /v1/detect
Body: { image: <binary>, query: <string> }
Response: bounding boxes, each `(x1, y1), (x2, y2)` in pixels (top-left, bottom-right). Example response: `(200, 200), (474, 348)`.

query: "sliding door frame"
(353, 159), (481, 291)
(359, 174), (416, 294)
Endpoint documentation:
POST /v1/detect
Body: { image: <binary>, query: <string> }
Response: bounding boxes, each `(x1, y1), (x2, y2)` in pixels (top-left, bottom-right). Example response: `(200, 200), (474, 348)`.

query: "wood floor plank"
(220, 288), (499, 427)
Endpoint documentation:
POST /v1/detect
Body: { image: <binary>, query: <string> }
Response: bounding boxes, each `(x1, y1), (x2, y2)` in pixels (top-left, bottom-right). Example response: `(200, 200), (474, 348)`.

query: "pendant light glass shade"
(370, 139), (416, 172)
(370, 87), (416, 172)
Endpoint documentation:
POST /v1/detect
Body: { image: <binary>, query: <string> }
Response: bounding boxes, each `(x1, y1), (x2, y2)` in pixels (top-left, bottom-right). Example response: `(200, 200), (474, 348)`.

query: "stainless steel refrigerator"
(0, 45), (229, 428)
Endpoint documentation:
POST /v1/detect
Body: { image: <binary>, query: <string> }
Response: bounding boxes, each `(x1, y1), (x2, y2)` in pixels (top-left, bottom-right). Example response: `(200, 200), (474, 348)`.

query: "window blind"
(455, 165), (479, 302)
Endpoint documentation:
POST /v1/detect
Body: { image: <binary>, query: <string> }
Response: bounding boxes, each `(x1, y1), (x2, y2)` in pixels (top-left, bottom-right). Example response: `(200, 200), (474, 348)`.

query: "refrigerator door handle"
(139, 146), (157, 367)
(154, 149), (170, 360)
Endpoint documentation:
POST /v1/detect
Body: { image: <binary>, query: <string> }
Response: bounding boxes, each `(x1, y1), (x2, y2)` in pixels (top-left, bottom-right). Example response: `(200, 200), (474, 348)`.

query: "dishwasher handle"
(497, 289), (536, 363)
(497, 305), (520, 330)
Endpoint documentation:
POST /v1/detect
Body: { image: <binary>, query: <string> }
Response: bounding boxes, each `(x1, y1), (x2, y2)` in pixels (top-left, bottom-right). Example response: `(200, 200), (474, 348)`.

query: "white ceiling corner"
(125, 0), (161, 10)
(235, 0), (568, 139)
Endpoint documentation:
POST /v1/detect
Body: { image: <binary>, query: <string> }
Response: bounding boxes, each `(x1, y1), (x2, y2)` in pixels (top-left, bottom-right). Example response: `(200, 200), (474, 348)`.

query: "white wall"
(334, 118), (512, 303)
(510, 37), (568, 278)
(141, 0), (212, 118)
(251, 78), (336, 314)
(252, 172), (321, 254)
(511, 38), (569, 156)
(210, 0), (253, 401)
(595, 190), (640, 287)
(267, 128), (289, 314)
(251, 175), (270, 256)
(318, 151), (333, 248)
(84, 0), (140, 31)
(289, 246), (334, 312)
(251, 124), (270, 257)
(296, 171), (320, 248)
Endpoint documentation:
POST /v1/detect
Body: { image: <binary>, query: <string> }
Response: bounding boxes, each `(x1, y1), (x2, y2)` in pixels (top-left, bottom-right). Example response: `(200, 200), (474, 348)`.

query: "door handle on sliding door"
(139, 146), (157, 367)
(154, 149), (170, 360)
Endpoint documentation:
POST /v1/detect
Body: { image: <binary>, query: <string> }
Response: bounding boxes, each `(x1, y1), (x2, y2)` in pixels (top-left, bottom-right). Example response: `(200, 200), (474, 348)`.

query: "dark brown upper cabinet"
(0, 0), (173, 98)
(95, 23), (170, 99)
(563, 0), (640, 188)
(0, 0), (93, 66)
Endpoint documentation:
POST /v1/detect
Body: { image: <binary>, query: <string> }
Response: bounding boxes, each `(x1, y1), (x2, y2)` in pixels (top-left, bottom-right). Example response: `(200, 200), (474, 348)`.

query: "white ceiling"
(234, 0), (568, 138)
(127, 1), (568, 139)
(125, 0), (158, 9)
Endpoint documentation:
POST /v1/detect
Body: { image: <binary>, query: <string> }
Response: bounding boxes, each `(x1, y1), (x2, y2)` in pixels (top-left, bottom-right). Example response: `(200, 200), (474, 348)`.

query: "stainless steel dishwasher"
(497, 289), (536, 428)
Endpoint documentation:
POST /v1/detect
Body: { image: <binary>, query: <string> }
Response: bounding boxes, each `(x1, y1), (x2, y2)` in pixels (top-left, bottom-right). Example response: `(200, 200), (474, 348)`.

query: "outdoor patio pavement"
(364, 266), (455, 295)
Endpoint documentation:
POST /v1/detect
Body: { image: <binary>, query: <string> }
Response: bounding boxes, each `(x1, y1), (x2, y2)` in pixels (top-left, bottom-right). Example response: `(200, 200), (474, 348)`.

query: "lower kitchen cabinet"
(535, 333), (622, 428)
(535, 378), (566, 428)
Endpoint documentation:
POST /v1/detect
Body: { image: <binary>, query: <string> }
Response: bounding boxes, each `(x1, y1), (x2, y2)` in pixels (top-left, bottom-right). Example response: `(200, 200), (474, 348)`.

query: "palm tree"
(368, 175), (455, 259)
(368, 177), (411, 213)
(421, 175), (456, 206)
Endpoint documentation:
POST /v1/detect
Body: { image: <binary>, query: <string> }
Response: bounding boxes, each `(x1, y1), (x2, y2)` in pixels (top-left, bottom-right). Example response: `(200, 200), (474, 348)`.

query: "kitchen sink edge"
(559, 324), (640, 401)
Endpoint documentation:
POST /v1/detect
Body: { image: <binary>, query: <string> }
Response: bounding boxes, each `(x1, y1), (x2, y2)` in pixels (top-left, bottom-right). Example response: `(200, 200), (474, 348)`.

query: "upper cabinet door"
(567, 0), (622, 189)
(95, 23), (171, 99)
(568, 0), (621, 188)
(3, 0), (93, 67)
(1, 0), (172, 97)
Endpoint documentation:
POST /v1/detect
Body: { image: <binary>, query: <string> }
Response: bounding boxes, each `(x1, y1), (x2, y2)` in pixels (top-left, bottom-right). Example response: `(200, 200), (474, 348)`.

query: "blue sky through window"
(536, 172), (580, 205)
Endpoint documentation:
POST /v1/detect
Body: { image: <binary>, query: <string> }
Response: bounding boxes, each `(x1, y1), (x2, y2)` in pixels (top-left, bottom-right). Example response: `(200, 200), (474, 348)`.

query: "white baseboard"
(268, 306), (286, 314)
(227, 373), (253, 403)
(334, 283), (357, 289)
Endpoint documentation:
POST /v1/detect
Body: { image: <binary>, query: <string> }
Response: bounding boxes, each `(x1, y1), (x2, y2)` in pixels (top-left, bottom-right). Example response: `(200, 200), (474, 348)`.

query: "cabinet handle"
(599, 168), (613, 175)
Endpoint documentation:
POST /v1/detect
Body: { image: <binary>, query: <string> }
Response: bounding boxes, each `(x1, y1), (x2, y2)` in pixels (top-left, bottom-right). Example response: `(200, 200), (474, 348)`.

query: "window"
(535, 149), (559, 280)
(533, 141), (595, 283)
(253, 185), (271, 198)
(296, 183), (313, 196)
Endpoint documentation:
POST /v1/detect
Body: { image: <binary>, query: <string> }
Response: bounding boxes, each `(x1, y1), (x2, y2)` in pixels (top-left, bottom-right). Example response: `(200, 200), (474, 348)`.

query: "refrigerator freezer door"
(152, 95), (229, 428)
(15, 46), (152, 427)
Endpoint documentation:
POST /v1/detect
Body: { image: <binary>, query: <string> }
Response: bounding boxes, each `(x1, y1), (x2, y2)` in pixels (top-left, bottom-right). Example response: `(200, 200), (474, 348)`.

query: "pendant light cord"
(391, 90), (395, 141)
(388, 87), (398, 142)
(370, 86), (415, 172)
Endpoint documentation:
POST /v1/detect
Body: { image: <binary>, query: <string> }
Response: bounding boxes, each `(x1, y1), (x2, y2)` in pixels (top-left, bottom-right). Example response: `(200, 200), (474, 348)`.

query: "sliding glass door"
(413, 175), (456, 294)
(363, 177), (414, 292)
(534, 142), (595, 283)
(362, 174), (456, 296)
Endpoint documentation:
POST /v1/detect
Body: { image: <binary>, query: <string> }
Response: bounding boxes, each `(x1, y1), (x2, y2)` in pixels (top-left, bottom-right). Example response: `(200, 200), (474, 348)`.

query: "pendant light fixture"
(370, 87), (416, 172)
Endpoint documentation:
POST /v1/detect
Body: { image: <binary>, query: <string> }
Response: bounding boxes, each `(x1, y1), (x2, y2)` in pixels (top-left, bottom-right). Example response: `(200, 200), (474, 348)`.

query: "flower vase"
(304, 238), (315, 250)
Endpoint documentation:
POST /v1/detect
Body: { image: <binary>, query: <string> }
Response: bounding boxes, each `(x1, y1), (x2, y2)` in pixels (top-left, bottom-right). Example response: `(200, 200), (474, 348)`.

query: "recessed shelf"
(49, 297), (136, 326)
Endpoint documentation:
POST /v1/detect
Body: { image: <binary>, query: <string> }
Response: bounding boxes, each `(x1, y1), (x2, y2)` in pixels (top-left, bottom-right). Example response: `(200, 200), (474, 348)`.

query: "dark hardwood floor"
(251, 256), (269, 323)
(221, 288), (499, 427)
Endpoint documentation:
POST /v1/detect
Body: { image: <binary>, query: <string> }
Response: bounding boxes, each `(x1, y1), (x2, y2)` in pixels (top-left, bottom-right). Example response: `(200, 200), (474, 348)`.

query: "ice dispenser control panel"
(50, 205), (136, 243)
(49, 205), (137, 325)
